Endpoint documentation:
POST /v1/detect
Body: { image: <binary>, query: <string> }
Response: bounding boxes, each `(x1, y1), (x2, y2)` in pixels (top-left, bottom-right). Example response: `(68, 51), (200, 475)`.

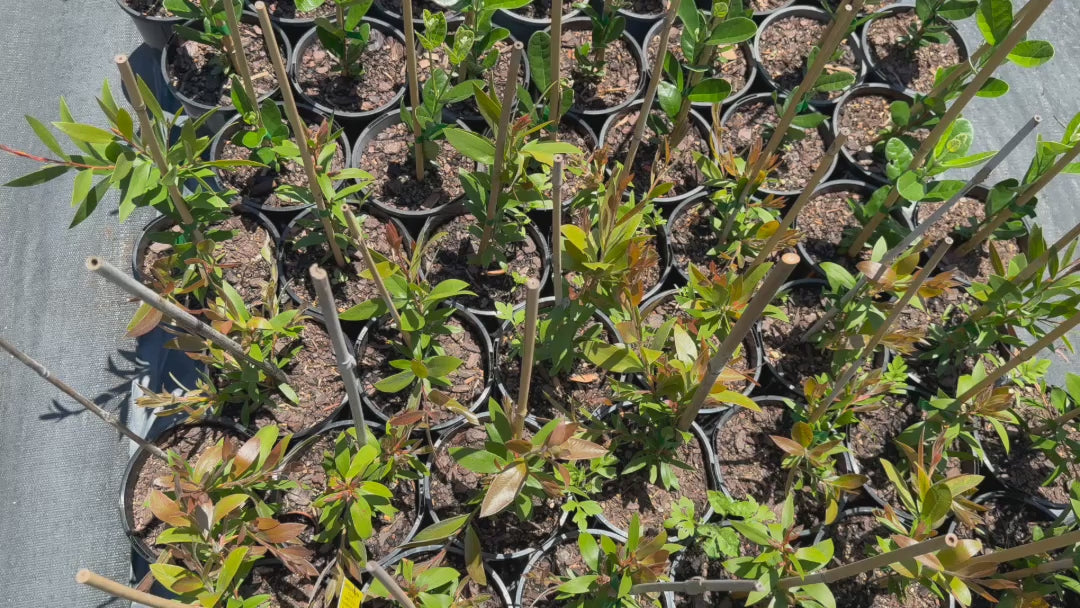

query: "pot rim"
(114, 0), (185, 23)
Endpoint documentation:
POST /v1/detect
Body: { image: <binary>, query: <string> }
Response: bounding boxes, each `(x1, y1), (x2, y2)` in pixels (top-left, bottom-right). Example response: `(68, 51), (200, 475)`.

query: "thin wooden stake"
(964, 529), (1080, 568)
(548, 0), (564, 141)
(86, 256), (289, 384)
(309, 264), (368, 445)
(1000, 557), (1076, 581)
(77, 570), (191, 608)
(343, 208), (411, 350)
(116, 56), (201, 240)
(402, 0), (425, 180)
(748, 134), (848, 272)
(514, 278), (542, 437)
(254, 1), (346, 268)
(631, 578), (760, 595)
(0, 337), (168, 461)
(222, 0), (259, 110)
(366, 561), (418, 608)
(476, 41), (524, 261)
(678, 253), (800, 431)
(616, 0), (682, 187)
(847, 0), (1054, 257)
(781, 534), (958, 588)
(551, 154), (565, 304)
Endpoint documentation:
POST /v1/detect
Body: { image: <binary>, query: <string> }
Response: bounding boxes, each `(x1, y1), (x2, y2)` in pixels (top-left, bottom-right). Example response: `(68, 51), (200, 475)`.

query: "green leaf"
(374, 369), (415, 393)
(705, 17), (756, 45)
(897, 171), (926, 202)
(4, 165), (69, 187)
(921, 482), (953, 524)
(409, 514), (470, 545)
(451, 448), (502, 474)
(656, 81), (681, 120)
(338, 299), (387, 321)
(443, 127), (494, 164)
(977, 76), (1009, 98)
(424, 355), (462, 379)
(51, 122), (116, 144)
(25, 115), (65, 158)
(557, 575), (598, 595)
(70, 169), (93, 208)
(801, 583), (836, 608)
(890, 101), (910, 127)
(688, 78), (732, 104)
(582, 342), (645, 374)
(1008, 40), (1055, 68)
(977, 0), (1012, 46)
(424, 279), (473, 304)
(527, 31), (551, 92)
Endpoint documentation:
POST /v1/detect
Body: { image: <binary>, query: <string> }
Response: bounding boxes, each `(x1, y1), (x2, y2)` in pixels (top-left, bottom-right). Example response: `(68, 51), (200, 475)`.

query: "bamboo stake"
(366, 561), (418, 608)
(310, 265), (368, 444)
(551, 154), (565, 304)
(742, 2), (861, 188)
(810, 238), (952, 422)
(957, 144), (1080, 257)
(779, 534), (959, 588)
(999, 557), (1076, 581)
(964, 529), (1080, 568)
(678, 253), (800, 431)
(222, 0), (259, 110)
(846, 0), (1054, 257)
(115, 56), (200, 240)
(86, 256), (289, 384)
(76, 570), (192, 608)
(748, 134), (848, 272)
(548, 0), (564, 141)
(616, 0), (682, 188)
(254, 1), (345, 268)
(802, 115), (1040, 339)
(514, 278), (542, 437)
(476, 41), (524, 261)
(0, 337), (168, 461)
(402, 0), (425, 180)
(631, 578), (760, 595)
(343, 208), (411, 350)
(955, 313), (1080, 406)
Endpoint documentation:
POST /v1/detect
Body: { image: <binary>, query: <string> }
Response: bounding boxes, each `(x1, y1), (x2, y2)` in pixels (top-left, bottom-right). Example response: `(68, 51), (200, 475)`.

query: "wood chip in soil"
(838, 94), (929, 182)
(294, 31), (406, 113)
(757, 15), (859, 102)
(722, 99), (828, 193)
(605, 108), (707, 197)
(357, 316), (487, 425)
(559, 27), (640, 112)
(357, 121), (468, 212)
(866, 11), (961, 94)
(167, 22), (281, 107)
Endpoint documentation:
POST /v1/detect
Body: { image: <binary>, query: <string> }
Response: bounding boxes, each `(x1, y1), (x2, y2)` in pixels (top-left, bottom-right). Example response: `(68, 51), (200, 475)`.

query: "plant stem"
(365, 561), (418, 608)
(514, 278), (542, 437)
(76, 570), (191, 608)
(337, 4), (350, 79)
(748, 135), (848, 272)
(957, 143), (1080, 257)
(309, 264), (368, 445)
(86, 256), (289, 385)
(223, 0), (260, 115)
(551, 154), (565, 304)
(594, 0), (611, 66)
(669, 11), (723, 149)
(402, 0), (425, 180)
(343, 208), (412, 350)
(0, 337), (169, 461)
(846, 0), (1053, 257)
(476, 42), (524, 262)
(963, 529), (1080, 567)
(115, 56), (201, 241)
(548, 0), (564, 141)
(677, 252), (800, 431)
(254, 1), (346, 268)
(616, 0), (682, 189)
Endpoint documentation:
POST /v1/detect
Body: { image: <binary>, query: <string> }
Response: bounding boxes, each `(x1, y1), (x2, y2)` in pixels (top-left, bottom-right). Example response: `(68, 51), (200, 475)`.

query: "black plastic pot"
(350, 109), (474, 223)
(832, 84), (914, 187)
(115, 0), (184, 49)
(417, 212), (553, 320)
(370, 0), (465, 33)
(613, 1), (664, 42)
(288, 20), (408, 136)
(745, 0), (797, 18)
(752, 6), (867, 108)
(493, 2), (581, 42)
(120, 418), (252, 563)
(640, 289), (764, 402)
(721, 93), (839, 199)
(425, 412), (569, 561)
(516, 528), (676, 608)
(666, 194), (740, 283)
(599, 99), (715, 208)
(208, 102), (351, 228)
(643, 21), (758, 110)
(246, 0), (328, 43)
(552, 18), (646, 125)
(160, 11), (292, 134)
(375, 544), (513, 607)
(354, 303), (495, 433)
(861, 4), (970, 99)
(970, 414), (1074, 514)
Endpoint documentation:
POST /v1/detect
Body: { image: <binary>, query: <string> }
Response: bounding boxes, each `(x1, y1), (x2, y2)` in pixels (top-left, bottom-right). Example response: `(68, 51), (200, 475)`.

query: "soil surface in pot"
(242, 561), (330, 608)
(866, 11), (961, 94)
(917, 198), (1021, 284)
(278, 432), (420, 558)
(979, 393), (1080, 506)
(751, 0), (793, 11)
(715, 406), (827, 530)
(167, 22), (281, 106)
(295, 30), (406, 113)
(895, 281), (976, 335)
(849, 394), (923, 513)
(125, 0), (176, 18)
(560, 28), (641, 112)
(264, 0), (337, 19)
(422, 214), (544, 313)
(357, 316), (487, 425)
(837, 94), (928, 182)
(367, 550), (503, 608)
(605, 109), (707, 197)
(622, 0), (663, 15)
(596, 422), (710, 534)
(757, 15), (859, 102)
(722, 99), (827, 193)
(217, 123), (347, 209)
(797, 188), (874, 271)
(358, 122), (468, 212)
(647, 26), (752, 97)
(668, 200), (788, 272)
(141, 214), (276, 306)
(282, 213), (402, 311)
(955, 497), (1048, 552)
(430, 425), (564, 555)
(130, 424), (243, 550)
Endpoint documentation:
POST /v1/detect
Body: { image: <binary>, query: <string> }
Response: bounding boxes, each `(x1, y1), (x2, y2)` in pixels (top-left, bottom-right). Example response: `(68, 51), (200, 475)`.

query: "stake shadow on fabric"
(38, 349), (140, 425)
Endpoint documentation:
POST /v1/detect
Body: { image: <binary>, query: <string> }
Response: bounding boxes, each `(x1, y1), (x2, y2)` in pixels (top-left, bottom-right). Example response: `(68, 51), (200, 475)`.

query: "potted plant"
(549, 15), (644, 119)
